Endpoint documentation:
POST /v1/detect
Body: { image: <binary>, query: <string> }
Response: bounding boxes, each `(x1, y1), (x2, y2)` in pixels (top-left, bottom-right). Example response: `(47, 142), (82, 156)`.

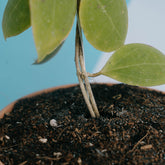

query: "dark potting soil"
(0, 84), (165, 165)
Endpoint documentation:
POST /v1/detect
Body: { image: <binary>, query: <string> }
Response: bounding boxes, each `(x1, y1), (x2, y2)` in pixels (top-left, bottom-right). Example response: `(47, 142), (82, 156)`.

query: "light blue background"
(0, 0), (130, 110)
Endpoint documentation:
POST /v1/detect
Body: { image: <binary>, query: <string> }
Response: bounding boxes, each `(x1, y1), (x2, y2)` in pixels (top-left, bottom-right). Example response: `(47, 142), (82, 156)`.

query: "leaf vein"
(110, 63), (165, 72)
(5, 0), (22, 33)
(96, 0), (122, 39)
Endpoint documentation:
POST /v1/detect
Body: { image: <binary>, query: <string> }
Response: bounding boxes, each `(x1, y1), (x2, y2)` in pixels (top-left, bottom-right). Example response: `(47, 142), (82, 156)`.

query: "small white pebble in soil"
(95, 149), (104, 157)
(39, 137), (48, 143)
(53, 152), (62, 158)
(101, 149), (107, 153)
(16, 121), (22, 124)
(50, 119), (58, 127)
(36, 154), (40, 157)
(77, 157), (82, 164)
(89, 142), (94, 147)
(5, 135), (10, 140)
(139, 141), (146, 145)
(141, 144), (153, 150)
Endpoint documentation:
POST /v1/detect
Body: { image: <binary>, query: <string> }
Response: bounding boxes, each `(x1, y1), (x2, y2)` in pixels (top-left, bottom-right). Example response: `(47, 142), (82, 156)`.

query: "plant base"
(0, 84), (165, 164)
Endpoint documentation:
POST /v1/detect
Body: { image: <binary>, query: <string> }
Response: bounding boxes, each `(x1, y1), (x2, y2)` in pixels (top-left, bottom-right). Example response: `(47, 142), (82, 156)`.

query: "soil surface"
(0, 84), (165, 165)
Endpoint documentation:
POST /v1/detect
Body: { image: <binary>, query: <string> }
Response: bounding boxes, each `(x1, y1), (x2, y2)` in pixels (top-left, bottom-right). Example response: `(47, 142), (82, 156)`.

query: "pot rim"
(0, 84), (78, 119)
(1, 83), (165, 119)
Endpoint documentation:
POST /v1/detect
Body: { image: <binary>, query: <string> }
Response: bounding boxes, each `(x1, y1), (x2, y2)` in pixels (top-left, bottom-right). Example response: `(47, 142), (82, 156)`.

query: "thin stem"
(88, 72), (101, 77)
(75, 23), (96, 118)
(75, 0), (100, 118)
(78, 44), (100, 117)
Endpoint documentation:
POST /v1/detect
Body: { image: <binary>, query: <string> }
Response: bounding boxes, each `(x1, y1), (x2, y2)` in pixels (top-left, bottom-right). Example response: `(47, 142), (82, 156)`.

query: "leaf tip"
(2, 30), (7, 41)
(33, 59), (42, 65)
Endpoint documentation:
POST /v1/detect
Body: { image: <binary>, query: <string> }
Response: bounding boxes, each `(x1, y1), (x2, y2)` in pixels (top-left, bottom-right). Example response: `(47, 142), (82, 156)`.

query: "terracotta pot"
(0, 84), (77, 119)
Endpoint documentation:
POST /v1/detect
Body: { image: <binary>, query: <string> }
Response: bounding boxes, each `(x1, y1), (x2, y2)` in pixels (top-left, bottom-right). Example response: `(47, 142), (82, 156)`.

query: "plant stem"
(75, 1), (100, 118)
(75, 33), (96, 118)
(88, 72), (101, 77)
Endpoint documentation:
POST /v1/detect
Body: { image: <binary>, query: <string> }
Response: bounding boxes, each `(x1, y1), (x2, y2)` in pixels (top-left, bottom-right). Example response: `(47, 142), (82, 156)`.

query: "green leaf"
(30, 0), (77, 63)
(100, 43), (165, 86)
(34, 41), (64, 64)
(79, 0), (128, 52)
(2, 0), (30, 39)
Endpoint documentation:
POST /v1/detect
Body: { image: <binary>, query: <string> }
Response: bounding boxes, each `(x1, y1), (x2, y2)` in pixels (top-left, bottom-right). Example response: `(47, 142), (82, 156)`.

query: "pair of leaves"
(2, 0), (128, 63)
(3, 0), (165, 86)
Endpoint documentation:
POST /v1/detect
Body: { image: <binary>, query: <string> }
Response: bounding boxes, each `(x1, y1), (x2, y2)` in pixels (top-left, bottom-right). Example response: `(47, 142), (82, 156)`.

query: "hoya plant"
(2, 0), (165, 118)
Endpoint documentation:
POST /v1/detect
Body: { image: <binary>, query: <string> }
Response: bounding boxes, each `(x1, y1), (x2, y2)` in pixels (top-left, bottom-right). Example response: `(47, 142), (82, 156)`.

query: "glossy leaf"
(30, 0), (77, 63)
(79, 0), (128, 52)
(2, 0), (30, 39)
(100, 43), (165, 86)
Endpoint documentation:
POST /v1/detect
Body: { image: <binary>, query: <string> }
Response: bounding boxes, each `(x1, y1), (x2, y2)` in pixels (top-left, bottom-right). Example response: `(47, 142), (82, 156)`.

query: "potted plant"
(0, 0), (165, 164)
